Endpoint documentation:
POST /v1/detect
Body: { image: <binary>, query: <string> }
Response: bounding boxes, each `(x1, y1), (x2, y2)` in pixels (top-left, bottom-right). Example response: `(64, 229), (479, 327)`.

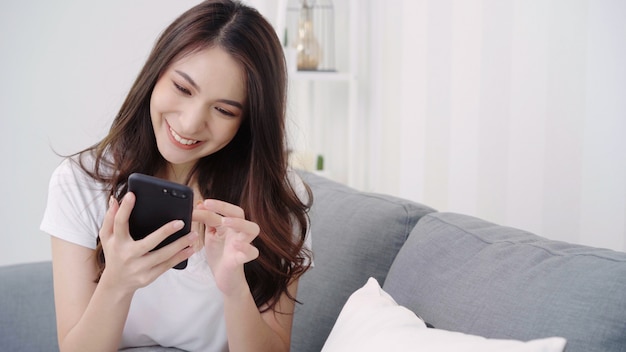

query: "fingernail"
(173, 220), (184, 229)
(109, 196), (116, 208)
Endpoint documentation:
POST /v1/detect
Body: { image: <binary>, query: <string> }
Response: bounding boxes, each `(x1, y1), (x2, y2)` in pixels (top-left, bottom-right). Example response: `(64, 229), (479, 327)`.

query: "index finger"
(192, 206), (223, 227)
(136, 219), (187, 254)
(201, 199), (245, 219)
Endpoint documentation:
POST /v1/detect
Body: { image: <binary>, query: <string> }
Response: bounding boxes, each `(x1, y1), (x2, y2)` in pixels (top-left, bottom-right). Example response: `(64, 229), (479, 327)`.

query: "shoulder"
(49, 155), (91, 189)
(49, 150), (115, 187)
(286, 169), (314, 264)
(286, 168), (311, 204)
(48, 153), (106, 191)
(41, 153), (110, 249)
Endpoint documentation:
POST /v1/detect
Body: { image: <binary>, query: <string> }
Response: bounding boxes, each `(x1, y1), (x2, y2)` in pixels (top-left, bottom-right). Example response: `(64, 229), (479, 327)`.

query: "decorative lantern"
(287, 0), (335, 72)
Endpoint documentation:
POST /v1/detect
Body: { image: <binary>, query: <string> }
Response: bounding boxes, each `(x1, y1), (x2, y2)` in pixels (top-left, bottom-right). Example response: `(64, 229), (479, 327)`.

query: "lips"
(169, 126), (199, 146)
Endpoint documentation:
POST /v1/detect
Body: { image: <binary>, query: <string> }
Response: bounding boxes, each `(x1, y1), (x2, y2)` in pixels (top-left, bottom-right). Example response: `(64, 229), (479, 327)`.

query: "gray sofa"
(2, 171), (625, 351)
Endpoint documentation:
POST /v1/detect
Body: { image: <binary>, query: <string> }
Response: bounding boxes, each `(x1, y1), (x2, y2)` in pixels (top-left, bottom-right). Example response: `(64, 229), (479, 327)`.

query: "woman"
(40, 1), (312, 351)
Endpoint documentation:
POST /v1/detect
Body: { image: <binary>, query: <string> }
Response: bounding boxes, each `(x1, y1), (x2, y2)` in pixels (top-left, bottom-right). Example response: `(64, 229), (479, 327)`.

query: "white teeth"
(169, 127), (199, 145)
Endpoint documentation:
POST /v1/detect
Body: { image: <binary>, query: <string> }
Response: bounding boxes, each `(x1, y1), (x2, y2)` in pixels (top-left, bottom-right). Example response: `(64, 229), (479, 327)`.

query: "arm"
(224, 278), (299, 352)
(195, 200), (298, 352)
(51, 237), (133, 352)
(51, 194), (197, 352)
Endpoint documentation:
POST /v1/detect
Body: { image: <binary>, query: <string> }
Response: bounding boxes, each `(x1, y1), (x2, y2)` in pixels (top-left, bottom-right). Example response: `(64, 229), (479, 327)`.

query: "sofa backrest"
(384, 212), (626, 352)
(291, 172), (435, 352)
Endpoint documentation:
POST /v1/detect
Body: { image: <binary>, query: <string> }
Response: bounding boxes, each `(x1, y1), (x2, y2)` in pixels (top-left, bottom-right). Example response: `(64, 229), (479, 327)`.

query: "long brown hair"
(79, 0), (312, 311)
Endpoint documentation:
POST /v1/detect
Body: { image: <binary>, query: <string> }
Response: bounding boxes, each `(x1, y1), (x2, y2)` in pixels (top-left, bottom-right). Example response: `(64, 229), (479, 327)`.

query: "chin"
(156, 146), (197, 166)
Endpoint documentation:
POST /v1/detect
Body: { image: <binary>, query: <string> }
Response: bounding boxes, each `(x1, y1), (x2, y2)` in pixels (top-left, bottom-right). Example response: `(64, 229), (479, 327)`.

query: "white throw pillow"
(321, 278), (567, 352)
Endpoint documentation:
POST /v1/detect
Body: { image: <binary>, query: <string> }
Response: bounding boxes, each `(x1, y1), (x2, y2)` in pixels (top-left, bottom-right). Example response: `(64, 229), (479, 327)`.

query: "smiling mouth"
(169, 127), (200, 146)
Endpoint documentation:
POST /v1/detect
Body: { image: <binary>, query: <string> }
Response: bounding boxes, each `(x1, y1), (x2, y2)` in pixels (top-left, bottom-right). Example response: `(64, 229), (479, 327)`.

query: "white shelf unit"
(285, 0), (360, 187)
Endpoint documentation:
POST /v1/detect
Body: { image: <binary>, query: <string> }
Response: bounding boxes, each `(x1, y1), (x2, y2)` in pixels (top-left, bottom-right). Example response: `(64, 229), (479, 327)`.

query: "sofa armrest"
(0, 262), (188, 352)
(0, 261), (58, 352)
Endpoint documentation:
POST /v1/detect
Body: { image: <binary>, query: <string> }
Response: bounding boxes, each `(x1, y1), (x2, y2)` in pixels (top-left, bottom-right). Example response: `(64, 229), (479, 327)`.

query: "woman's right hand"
(97, 192), (198, 293)
(51, 192), (198, 352)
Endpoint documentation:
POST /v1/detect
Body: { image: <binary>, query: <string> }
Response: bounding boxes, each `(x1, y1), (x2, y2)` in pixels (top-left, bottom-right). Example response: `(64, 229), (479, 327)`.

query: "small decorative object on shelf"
(296, 0), (321, 70)
(316, 154), (325, 171)
(287, 0), (335, 72)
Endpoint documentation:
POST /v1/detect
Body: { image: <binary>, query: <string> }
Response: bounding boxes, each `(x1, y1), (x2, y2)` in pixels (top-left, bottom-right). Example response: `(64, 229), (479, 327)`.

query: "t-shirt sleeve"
(40, 158), (108, 249)
(287, 169), (313, 265)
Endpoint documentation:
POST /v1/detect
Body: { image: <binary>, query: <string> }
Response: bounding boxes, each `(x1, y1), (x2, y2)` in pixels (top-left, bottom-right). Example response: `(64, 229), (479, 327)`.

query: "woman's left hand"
(193, 199), (260, 296)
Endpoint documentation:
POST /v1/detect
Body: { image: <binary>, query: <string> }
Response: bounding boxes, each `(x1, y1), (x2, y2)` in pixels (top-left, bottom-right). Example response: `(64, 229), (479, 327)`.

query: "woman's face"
(150, 46), (246, 173)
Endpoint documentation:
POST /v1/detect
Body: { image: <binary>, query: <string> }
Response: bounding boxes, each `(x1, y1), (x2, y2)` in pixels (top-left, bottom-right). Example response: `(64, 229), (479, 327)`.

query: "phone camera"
(170, 189), (187, 199)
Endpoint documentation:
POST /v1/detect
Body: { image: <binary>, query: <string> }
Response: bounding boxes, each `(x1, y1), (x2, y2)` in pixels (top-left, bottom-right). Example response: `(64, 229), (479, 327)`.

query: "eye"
(173, 81), (191, 96)
(215, 106), (236, 117)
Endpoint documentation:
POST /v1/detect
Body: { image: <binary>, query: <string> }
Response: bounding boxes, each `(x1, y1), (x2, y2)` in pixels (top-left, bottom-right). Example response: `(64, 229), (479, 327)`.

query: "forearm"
(223, 286), (290, 352)
(58, 275), (134, 352)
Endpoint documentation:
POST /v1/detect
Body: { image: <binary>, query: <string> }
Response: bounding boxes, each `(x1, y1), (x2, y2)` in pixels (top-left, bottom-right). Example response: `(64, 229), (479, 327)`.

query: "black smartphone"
(127, 173), (193, 270)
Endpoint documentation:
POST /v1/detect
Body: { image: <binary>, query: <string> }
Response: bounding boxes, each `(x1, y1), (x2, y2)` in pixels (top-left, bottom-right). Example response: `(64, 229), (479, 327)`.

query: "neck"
(162, 162), (194, 184)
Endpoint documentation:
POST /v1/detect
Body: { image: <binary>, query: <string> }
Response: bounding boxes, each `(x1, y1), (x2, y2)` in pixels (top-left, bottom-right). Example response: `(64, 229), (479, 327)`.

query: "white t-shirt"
(40, 155), (312, 351)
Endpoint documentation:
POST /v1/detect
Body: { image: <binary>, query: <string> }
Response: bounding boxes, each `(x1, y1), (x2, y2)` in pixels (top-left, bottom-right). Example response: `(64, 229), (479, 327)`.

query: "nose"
(178, 102), (208, 135)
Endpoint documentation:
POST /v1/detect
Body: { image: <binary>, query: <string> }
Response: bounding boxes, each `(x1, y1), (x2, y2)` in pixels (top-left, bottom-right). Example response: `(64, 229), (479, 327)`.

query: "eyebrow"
(174, 70), (244, 110)
(175, 70), (200, 92)
(217, 99), (244, 110)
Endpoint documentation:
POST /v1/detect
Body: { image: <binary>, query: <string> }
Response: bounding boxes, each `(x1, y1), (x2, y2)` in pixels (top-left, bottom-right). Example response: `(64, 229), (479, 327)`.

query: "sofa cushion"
(384, 212), (626, 352)
(322, 277), (566, 352)
(0, 261), (58, 352)
(291, 172), (435, 352)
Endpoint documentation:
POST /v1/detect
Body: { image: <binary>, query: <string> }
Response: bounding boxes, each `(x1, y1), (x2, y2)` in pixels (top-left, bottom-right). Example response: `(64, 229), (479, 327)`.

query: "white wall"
(3, 0), (625, 266)
(0, 0), (299, 267)
(0, 0), (202, 266)
(364, 0), (626, 252)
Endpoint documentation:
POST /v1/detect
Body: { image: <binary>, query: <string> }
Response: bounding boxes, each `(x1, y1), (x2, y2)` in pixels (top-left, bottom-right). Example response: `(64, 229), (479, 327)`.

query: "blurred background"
(1, 0), (624, 266)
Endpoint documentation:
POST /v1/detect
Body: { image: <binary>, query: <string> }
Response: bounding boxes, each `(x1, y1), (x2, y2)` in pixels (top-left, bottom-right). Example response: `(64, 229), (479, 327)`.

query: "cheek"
(228, 120), (243, 139)
(216, 120), (243, 144)
(150, 81), (178, 116)
(149, 85), (163, 121)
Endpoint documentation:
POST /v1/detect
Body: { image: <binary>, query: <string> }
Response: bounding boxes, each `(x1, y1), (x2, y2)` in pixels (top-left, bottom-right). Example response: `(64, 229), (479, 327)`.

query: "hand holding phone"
(128, 173), (193, 270)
